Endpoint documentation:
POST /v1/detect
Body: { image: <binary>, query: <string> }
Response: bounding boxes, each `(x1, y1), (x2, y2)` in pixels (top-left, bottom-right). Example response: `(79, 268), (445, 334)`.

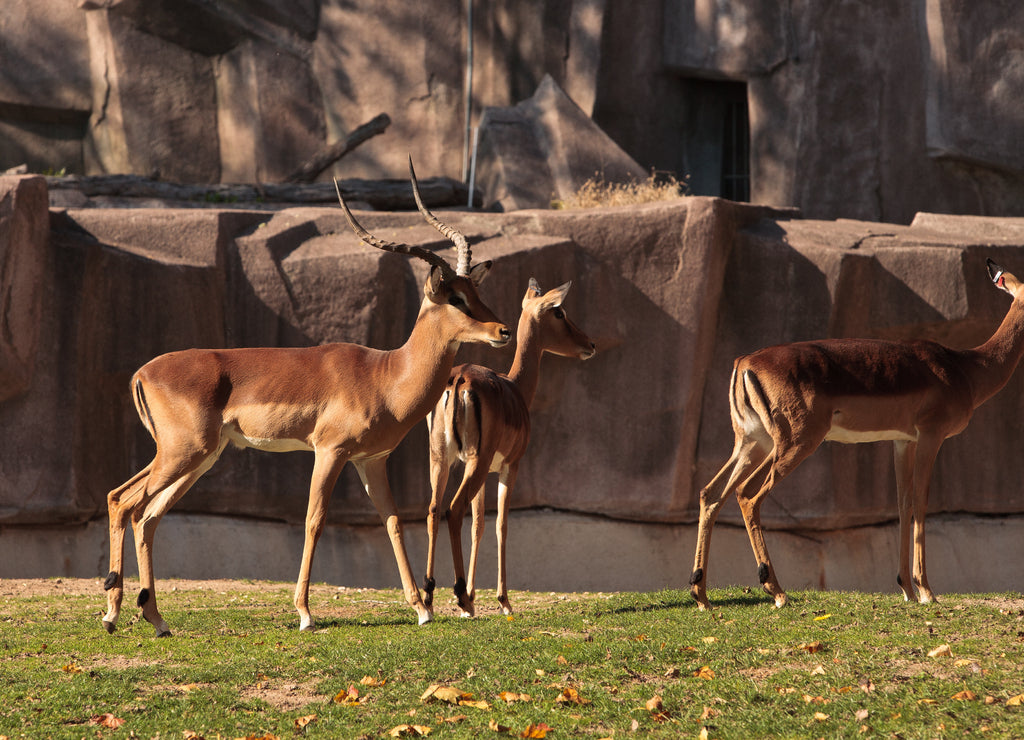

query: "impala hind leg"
(461, 484), (487, 618)
(735, 435), (822, 609)
(102, 464), (152, 633)
(690, 438), (767, 610)
(424, 455), (451, 616)
(446, 458), (490, 617)
(494, 463), (518, 615)
(355, 456), (432, 625)
(893, 441), (917, 601)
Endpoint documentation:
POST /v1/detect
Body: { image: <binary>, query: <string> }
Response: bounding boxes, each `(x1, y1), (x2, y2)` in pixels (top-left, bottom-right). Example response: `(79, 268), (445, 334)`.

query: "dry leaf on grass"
(489, 718), (511, 732)
(388, 724), (432, 737)
(294, 714), (316, 729)
(420, 684), (472, 704)
(1006, 694), (1024, 706)
(693, 665), (715, 680)
(498, 691), (532, 704)
(333, 685), (367, 705)
(797, 641), (824, 654)
(927, 643), (952, 658)
(520, 722), (553, 738)
(951, 689), (978, 701)
(555, 686), (590, 705)
(89, 713), (124, 729)
(360, 675), (386, 687)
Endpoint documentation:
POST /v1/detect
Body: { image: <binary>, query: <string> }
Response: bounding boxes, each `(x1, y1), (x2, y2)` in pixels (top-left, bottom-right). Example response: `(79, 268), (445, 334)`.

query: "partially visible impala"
(423, 278), (595, 617)
(102, 159), (510, 636)
(690, 258), (1024, 610)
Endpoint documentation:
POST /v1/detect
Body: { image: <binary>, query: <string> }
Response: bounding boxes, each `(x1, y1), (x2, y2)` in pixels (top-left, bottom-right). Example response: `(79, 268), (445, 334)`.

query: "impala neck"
(389, 302), (461, 419)
(967, 296), (1024, 407)
(507, 319), (544, 408)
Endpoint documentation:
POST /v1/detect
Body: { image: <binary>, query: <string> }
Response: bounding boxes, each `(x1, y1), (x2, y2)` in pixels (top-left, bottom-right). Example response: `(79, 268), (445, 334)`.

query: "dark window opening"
(677, 78), (751, 202)
(721, 97), (750, 202)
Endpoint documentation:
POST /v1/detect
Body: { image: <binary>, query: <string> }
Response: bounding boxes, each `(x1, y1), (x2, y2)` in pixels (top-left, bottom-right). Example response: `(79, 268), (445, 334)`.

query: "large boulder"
(474, 75), (648, 211)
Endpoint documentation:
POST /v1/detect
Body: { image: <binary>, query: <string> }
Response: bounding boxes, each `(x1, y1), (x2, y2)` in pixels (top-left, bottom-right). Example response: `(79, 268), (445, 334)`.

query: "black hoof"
(102, 620), (116, 634)
(157, 630), (172, 638)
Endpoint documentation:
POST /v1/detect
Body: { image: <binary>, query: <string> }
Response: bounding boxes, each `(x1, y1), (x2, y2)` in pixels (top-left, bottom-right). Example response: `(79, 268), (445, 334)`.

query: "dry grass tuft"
(552, 172), (688, 209)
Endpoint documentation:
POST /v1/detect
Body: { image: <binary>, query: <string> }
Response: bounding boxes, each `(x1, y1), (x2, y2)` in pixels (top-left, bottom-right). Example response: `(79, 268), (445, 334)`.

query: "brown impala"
(690, 258), (1024, 610)
(102, 159), (510, 636)
(423, 278), (595, 618)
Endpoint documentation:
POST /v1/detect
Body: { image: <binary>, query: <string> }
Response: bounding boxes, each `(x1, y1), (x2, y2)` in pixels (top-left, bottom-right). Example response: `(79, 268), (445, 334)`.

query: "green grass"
(1, 580), (1022, 739)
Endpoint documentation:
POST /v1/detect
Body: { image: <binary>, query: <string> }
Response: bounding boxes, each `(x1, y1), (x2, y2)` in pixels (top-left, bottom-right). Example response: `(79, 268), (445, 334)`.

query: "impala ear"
(425, 265), (445, 296)
(542, 280), (572, 309)
(468, 260), (492, 286)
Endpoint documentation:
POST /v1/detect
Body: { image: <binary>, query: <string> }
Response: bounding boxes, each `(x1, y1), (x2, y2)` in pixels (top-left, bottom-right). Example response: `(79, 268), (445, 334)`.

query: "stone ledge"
(2, 510), (1020, 599)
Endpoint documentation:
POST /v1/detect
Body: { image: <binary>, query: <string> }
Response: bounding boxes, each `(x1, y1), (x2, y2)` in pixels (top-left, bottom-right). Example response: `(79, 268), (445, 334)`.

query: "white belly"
(825, 424), (918, 444)
(224, 426), (313, 452)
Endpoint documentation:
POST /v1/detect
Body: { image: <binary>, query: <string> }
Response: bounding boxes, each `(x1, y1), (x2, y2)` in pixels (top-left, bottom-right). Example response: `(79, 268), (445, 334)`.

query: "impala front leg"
(909, 436), (942, 604)
(295, 450), (346, 631)
(355, 456), (432, 625)
(494, 464), (518, 615)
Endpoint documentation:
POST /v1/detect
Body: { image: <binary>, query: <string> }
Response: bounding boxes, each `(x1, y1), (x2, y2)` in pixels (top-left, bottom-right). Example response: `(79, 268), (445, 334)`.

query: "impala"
(690, 258), (1024, 610)
(102, 159), (511, 635)
(423, 278), (595, 617)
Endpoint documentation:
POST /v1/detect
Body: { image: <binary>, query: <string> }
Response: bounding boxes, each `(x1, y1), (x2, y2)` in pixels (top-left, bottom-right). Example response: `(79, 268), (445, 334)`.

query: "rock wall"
(3, 1), (1024, 223)
(4, 175), (1024, 576)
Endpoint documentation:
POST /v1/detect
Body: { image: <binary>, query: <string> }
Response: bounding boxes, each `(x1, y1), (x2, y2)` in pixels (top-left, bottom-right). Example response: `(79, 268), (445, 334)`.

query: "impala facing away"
(424, 278), (595, 617)
(690, 258), (1024, 610)
(102, 160), (510, 636)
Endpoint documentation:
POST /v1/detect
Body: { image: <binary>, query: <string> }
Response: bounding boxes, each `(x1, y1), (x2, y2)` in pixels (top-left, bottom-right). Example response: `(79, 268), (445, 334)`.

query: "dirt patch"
(239, 679), (325, 712)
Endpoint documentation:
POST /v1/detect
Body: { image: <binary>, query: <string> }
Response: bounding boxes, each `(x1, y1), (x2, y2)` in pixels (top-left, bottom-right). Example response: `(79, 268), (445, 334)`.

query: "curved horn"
(334, 178), (455, 279)
(408, 156), (472, 276)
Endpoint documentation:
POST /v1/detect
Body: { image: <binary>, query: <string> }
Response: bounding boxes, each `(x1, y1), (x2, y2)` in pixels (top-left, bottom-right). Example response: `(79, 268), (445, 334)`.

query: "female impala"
(102, 160), (510, 636)
(423, 279), (595, 617)
(690, 258), (1024, 610)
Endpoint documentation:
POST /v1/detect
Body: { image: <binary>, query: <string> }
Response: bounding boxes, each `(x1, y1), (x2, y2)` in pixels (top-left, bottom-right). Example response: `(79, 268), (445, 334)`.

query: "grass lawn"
(1, 579), (1022, 739)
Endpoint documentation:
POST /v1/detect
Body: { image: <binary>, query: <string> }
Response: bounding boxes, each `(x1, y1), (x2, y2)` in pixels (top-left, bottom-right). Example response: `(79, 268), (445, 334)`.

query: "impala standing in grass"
(102, 160), (510, 635)
(690, 258), (1024, 610)
(424, 278), (595, 617)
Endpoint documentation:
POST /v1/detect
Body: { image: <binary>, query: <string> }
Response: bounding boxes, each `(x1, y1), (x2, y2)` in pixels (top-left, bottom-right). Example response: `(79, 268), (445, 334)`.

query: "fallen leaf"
(62, 663), (83, 674)
(459, 699), (492, 710)
(984, 695), (999, 705)
(630, 719), (640, 732)
(802, 694), (827, 705)
(535, 669), (546, 677)
(644, 695), (663, 711)
(699, 706), (720, 721)
(927, 644), (952, 658)
(693, 665), (715, 680)
(556, 655), (568, 665)
(813, 613), (832, 621)
(702, 636), (718, 644)
(498, 691), (532, 704)
(918, 698), (939, 705)
(858, 677), (875, 693)
(664, 666), (680, 678)
(810, 665), (826, 676)
(797, 641), (824, 654)
(777, 687), (797, 695)
(388, 724), (432, 737)
(555, 686), (590, 705)
(951, 689), (978, 701)
(488, 718), (511, 732)
(1006, 694), (1024, 706)
(421, 684), (472, 704)
(813, 711), (829, 721)
(698, 728), (709, 740)
(89, 714), (125, 729)
(360, 675), (386, 687)
(333, 685), (368, 706)
(520, 722), (552, 738)
(294, 714), (316, 729)
(440, 715), (467, 724)
(854, 708), (869, 721)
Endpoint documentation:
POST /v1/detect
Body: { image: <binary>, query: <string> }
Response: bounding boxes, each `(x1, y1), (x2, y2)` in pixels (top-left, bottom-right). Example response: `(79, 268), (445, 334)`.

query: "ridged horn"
(408, 156), (472, 276)
(334, 178), (455, 279)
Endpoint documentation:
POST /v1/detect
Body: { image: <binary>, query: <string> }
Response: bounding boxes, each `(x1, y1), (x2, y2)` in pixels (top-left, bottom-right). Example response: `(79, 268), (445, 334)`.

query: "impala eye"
(553, 308), (565, 320)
